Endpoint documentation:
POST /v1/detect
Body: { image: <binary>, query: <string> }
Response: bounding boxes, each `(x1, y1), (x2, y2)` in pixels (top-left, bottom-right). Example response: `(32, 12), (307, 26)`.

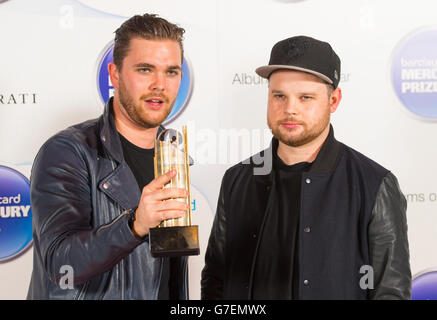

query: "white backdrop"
(1, 0), (437, 299)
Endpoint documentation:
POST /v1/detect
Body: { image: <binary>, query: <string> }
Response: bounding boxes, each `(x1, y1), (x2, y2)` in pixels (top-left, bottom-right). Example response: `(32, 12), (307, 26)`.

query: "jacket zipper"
(108, 156), (125, 300)
(119, 202), (125, 300)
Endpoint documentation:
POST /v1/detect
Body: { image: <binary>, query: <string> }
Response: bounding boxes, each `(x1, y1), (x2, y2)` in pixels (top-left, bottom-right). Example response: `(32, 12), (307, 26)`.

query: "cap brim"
(255, 65), (333, 84)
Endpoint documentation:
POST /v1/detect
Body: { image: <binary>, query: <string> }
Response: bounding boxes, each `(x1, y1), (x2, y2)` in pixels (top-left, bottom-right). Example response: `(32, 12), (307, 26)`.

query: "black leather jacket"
(201, 126), (411, 300)
(27, 98), (188, 299)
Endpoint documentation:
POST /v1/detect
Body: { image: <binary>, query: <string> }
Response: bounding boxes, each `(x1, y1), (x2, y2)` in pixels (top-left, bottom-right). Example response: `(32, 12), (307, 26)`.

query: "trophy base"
(149, 225), (200, 258)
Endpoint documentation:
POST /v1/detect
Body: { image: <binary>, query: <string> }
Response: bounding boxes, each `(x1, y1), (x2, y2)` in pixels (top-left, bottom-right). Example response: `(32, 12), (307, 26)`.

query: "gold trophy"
(149, 126), (200, 258)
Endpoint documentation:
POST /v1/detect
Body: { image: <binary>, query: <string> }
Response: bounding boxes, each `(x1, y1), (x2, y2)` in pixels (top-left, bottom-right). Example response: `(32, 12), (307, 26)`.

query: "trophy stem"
(166, 139), (174, 227)
(150, 126), (199, 258)
(183, 126), (192, 226)
(154, 143), (158, 182)
(159, 140), (164, 180)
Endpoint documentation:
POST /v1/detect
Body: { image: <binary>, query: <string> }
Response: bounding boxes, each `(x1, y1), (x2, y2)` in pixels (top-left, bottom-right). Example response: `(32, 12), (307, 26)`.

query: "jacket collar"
(97, 97), (165, 210)
(306, 124), (342, 174)
(253, 124), (342, 185)
(99, 97), (165, 164)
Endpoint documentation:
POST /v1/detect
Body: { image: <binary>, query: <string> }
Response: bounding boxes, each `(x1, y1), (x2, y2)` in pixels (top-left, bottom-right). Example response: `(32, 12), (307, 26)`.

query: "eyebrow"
(270, 89), (318, 95)
(168, 65), (182, 70)
(133, 63), (181, 71)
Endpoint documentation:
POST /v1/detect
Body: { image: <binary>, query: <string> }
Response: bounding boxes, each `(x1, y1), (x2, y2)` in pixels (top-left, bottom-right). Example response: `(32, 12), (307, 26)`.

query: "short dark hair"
(113, 13), (185, 70)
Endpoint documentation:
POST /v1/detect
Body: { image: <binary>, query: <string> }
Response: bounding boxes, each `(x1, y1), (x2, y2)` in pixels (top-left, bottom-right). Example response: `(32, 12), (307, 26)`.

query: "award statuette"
(149, 126), (200, 258)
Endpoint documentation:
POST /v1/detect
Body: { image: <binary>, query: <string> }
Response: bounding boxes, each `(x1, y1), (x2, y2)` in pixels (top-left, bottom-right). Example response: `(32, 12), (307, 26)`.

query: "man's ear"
(108, 62), (119, 89)
(329, 87), (342, 113)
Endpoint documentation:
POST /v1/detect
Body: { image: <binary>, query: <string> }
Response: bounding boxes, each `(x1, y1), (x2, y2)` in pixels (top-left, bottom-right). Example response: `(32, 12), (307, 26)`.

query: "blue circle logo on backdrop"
(97, 42), (193, 125)
(0, 166), (32, 262)
(412, 269), (437, 300)
(391, 28), (437, 120)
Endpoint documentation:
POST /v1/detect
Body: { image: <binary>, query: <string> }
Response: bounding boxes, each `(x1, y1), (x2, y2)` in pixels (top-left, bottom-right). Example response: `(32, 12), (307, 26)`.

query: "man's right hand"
(131, 169), (188, 238)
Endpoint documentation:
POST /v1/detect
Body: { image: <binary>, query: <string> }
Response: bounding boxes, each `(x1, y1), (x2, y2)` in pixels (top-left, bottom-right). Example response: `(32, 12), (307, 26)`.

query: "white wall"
(1, 0), (437, 299)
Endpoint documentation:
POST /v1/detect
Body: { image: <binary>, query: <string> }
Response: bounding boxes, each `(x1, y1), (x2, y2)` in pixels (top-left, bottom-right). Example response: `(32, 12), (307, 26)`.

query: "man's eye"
(274, 94), (285, 99)
(138, 68), (151, 73)
(167, 70), (179, 76)
(301, 95), (313, 101)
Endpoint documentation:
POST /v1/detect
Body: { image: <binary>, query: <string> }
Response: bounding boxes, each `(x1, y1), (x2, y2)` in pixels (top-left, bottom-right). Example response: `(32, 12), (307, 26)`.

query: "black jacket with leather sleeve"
(27, 98), (188, 300)
(201, 126), (411, 300)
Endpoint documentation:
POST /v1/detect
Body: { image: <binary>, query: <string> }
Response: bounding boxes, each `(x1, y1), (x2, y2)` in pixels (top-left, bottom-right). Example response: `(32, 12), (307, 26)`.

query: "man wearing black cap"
(201, 36), (411, 300)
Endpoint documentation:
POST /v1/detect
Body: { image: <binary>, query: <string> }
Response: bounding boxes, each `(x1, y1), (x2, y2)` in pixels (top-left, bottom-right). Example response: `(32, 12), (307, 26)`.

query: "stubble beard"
(268, 112), (330, 148)
(118, 77), (174, 129)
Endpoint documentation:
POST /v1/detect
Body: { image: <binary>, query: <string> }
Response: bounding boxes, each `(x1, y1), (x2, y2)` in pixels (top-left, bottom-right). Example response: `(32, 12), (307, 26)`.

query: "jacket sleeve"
(201, 175), (227, 299)
(368, 172), (411, 299)
(31, 135), (144, 286)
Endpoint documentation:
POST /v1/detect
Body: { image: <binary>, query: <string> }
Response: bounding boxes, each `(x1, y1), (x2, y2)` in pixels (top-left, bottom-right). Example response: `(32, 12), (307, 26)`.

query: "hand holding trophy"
(149, 125), (200, 258)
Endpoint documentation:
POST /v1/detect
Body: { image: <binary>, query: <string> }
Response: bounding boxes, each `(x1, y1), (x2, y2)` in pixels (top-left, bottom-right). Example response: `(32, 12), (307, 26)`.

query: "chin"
(142, 114), (169, 127)
(276, 131), (307, 147)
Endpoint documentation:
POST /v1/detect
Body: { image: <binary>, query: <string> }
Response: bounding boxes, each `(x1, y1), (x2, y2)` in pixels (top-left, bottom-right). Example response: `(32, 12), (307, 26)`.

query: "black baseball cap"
(255, 36), (341, 88)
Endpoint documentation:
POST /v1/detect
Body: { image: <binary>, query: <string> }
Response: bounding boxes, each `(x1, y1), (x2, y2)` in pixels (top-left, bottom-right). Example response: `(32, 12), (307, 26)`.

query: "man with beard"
(201, 36), (411, 300)
(27, 14), (189, 300)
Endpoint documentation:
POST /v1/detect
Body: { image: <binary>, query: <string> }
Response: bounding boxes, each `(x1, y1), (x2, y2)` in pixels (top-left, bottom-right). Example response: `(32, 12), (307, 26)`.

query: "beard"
(268, 112), (330, 147)
(118, 77), (175, 129)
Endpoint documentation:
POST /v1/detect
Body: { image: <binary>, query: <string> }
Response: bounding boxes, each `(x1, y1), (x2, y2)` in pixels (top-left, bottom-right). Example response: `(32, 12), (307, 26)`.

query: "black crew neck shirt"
(252, 148), (312, 299)
(118, 133), (171, 300)
(119, 133), (155, 189)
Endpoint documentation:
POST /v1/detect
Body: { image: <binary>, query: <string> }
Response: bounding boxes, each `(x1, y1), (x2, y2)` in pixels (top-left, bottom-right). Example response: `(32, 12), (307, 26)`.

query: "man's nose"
(284, 97), (298, 115)
(150, 72), (165, 91)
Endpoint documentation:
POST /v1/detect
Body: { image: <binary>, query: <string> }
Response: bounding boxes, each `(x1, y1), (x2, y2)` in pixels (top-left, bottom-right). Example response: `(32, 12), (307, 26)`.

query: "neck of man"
(276, 124), (330, 166)
(112, 95), (158, 150)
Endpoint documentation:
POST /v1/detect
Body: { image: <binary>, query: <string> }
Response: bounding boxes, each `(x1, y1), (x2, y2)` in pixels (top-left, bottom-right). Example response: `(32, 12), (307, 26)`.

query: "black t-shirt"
(252, 149), (311, 299)
(119, 133), (155, 190)
(118, 133), (171, 300)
